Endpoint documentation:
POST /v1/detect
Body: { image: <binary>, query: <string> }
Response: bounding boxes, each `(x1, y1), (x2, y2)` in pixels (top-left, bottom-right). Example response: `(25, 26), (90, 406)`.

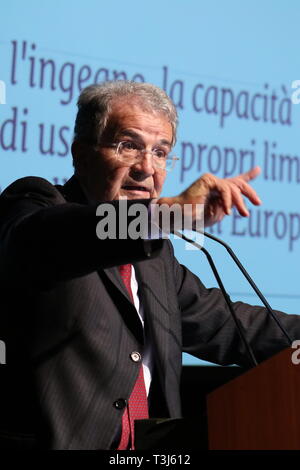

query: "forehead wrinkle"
(117, 129), (171, 149)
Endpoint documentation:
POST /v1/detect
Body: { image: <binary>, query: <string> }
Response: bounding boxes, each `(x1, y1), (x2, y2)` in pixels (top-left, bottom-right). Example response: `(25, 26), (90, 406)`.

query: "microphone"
(173, 230), (258, 368)
(202, 231), (292, 346)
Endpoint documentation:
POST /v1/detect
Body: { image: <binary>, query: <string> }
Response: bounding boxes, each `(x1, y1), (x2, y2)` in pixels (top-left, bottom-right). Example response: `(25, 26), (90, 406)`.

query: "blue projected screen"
(0, 0), (300, 365)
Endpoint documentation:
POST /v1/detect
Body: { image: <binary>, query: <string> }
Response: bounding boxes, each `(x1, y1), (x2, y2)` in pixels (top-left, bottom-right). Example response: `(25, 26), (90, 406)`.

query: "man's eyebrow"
(117, 130), (172, 148)
(117, 130), (141, 140)
(159, 139), (172, 148)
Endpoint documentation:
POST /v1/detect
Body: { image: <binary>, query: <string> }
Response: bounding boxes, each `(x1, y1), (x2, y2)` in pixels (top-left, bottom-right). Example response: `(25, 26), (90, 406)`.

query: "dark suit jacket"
(0, 176), (299, 449)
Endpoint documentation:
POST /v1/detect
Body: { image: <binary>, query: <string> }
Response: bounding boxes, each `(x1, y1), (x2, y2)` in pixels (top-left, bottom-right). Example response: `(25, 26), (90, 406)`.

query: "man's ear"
(71, 141), (90, 175)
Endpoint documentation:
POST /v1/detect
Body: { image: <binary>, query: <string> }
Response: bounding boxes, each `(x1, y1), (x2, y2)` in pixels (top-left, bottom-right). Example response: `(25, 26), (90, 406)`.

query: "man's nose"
(132, 151), (155, 176)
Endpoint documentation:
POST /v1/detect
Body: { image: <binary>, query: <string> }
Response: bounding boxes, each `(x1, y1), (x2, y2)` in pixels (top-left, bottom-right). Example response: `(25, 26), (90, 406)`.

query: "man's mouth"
(122, 185), (151, 196)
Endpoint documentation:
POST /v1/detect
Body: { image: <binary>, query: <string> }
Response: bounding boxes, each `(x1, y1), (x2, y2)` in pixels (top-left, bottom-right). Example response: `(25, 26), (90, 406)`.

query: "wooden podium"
(206, 347), (300, 449)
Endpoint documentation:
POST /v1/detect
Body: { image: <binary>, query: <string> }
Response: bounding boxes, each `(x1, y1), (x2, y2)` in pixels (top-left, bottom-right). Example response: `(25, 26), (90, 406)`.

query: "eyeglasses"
(106, 141), (179, 171)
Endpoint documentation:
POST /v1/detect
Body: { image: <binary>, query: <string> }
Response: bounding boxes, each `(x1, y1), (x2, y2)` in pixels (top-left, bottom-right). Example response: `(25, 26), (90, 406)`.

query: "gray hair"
(73, 81), (178, 147)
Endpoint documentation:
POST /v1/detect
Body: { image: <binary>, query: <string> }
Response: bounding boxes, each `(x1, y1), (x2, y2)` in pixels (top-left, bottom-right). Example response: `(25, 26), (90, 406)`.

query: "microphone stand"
(173, 230), (258, 368)
(203, 231), (292, 346)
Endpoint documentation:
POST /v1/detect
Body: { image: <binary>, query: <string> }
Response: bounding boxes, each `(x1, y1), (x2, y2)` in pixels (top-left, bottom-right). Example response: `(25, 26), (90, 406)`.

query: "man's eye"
(122, 141), (139, 151)
(153, 148), (167, 159)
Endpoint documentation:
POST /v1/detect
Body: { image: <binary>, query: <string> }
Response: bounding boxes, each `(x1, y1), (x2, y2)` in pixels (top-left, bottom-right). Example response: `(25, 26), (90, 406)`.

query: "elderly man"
(0, 81), (299, 450)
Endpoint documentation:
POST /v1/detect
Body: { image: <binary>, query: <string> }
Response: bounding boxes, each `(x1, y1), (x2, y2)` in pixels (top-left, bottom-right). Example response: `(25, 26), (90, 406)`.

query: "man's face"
(74, 99), (173, 201)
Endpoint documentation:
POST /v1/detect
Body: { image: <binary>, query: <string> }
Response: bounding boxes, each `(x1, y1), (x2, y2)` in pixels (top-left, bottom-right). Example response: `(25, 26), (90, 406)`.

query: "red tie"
(117, 264), (149, 450)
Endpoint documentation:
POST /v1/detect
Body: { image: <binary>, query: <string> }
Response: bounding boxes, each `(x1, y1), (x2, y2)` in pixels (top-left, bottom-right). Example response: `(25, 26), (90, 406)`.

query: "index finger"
(239, 166), (261, 182)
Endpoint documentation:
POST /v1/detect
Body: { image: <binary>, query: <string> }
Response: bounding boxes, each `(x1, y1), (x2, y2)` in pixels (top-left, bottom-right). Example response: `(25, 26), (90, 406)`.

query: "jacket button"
(130, 351), (142, 362)
(114, 399), (127, 410)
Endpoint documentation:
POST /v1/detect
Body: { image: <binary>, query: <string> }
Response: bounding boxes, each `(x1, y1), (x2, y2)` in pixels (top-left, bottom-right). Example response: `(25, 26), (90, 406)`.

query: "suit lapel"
(134, 257), (170, 387)
(100, 266), (144, 345)
(103, 266), (132, 303)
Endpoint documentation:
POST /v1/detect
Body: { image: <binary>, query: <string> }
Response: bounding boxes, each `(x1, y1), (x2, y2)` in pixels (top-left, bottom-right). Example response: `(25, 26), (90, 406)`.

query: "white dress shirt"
(130, 265), (153, 396)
